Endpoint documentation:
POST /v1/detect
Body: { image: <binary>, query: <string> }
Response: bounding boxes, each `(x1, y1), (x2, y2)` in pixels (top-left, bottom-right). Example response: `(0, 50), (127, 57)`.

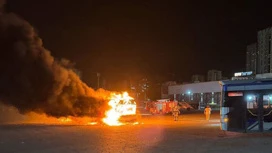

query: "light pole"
(187, 91), (191, 102)
(96, 72), (100, 89)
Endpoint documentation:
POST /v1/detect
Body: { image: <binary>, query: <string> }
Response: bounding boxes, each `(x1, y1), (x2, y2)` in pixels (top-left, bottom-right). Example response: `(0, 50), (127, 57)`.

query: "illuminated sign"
(228, 92), (243, 97)
(234, 72), (242, 77)
(234, 71), (253, 77)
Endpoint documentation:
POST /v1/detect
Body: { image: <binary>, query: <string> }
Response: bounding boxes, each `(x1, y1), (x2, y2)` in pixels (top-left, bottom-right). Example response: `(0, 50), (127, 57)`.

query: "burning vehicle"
(102, 92), (138, 126)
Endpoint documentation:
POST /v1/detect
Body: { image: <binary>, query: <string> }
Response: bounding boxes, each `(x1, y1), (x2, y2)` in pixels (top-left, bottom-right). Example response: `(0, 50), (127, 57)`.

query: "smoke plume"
(0, 12), (111, 118)
(0, 0), (5, 7)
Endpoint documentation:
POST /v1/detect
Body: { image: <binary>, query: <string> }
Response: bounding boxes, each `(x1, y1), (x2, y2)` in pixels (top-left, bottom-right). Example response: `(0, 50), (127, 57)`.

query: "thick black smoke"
(0, 12), (111, 117)
(0, 0), (5, 12)
(0, 0), (5, 7)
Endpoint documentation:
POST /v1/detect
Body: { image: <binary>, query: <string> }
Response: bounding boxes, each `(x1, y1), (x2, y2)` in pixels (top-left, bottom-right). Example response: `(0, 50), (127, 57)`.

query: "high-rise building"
(161, 81), (176, 99)
(207, 70), (222, 81)
(246, 43), (257, 74)
(257, 27), (272, 74)
(191, 75), (205, 83)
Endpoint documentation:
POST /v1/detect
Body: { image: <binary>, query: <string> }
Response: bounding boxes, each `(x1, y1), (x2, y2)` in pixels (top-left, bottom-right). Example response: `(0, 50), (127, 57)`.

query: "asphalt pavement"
(1, 111), (272, 153)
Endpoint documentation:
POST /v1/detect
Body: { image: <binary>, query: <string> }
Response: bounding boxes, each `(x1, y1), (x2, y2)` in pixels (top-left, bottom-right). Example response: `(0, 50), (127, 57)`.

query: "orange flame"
(58, 117), (72, 123)
(102, 92), (136, 126)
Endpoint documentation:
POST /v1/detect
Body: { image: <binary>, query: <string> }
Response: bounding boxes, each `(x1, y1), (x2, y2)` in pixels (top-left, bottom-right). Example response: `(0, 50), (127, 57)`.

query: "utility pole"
(97, 72), (100, 89)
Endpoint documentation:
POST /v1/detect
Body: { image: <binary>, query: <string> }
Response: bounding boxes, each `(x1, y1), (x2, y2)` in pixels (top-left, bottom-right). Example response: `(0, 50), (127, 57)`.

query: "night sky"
(4, 0), (272, 89)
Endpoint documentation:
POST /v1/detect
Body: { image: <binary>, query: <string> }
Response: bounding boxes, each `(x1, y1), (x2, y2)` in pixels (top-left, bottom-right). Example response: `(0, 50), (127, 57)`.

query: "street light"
(247, 95), (253, 101)
(187, 91), (191, 102)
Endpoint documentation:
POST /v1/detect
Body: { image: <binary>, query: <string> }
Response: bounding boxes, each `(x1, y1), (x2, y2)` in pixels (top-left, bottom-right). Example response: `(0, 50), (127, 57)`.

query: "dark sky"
(4, 0), (272, 88)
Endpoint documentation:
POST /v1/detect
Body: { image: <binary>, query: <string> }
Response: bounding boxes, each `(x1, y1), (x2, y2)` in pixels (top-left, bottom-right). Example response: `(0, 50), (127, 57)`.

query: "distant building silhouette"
(207, 70), (222, 81)
(161, 81), (176, 99)
(246, 43), (257, 74)
(247, 27), (272, 74)
(191, 75), (205, 83)
(257, 27), (272, 74)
